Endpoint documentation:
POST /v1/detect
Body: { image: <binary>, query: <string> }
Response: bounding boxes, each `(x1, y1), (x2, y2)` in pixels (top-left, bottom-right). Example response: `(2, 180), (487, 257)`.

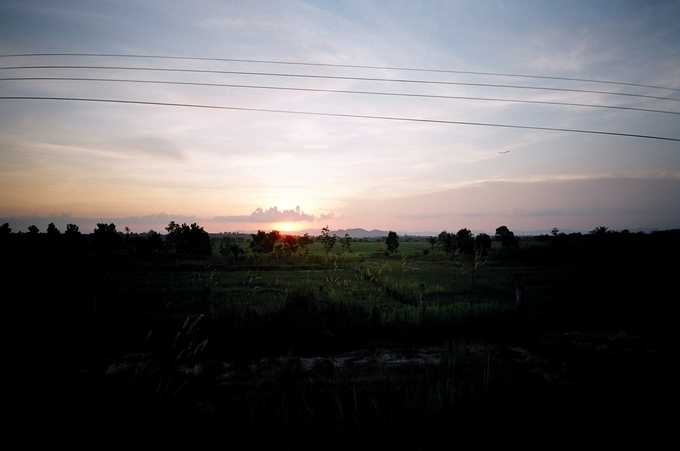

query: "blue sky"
(1, 1), (678, 234)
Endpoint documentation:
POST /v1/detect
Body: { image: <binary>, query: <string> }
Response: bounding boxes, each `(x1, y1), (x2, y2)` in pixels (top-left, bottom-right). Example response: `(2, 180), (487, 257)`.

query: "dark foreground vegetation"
(3, 222), (676, 447)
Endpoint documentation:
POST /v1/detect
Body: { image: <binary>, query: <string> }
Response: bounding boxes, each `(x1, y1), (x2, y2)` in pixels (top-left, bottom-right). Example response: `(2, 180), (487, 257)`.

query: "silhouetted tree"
(475, 233), (492, 255)
(341, 233), (352, 253)
(249, 230), (280, 254)
(282, 234), (299, 255)
(438, 230), (456, 255)
(269, 230), (282, 243)
(456, 228), (475, 255)
(319, 226), (337, 254)
(588, 226), (613, 249)
(126, 230), (163, 257)
(385, 231), (399, 254)
(590, 226), (610, 236)
(92, 223), (122, 255)
(297, 233), (314, 247)
(28, 225), (39, 235)
(495, 225), (518, 251)
(43, 222), (62, 254)
(0, 223), (11, 255)
(147, 229), (163, 253)
(220, 240), (246, 263)
(0, 223), (13, 255)
(249, 230), (268, 254)
(62, 223), (86, 256)
(65, 223), (80, 235)
(165, 222), (212, 257)
(46, 222), (60, 236)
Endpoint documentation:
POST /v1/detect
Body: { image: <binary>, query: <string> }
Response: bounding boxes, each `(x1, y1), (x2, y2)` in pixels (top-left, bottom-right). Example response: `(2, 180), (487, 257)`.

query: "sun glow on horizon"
(275, 222), (293, 232)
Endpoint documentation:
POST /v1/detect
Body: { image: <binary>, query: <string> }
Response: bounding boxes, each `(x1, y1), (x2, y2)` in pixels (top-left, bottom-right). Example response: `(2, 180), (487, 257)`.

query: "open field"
(6, 231), (676, 447)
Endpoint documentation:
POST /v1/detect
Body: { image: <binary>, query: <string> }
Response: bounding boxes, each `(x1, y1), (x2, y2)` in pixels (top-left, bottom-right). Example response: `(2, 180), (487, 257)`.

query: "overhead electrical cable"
(1, 52), (678, 93)
(1, 65), (678, 103)
(2, 96), (678, 142)
(2, 76), (676, 115)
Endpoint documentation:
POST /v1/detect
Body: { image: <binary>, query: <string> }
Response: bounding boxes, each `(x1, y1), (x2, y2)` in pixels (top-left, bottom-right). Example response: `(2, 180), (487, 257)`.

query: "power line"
(2, 52), (678, 93)
(2, 65), (678, 103)
(2, 96), (678, 142)
(3, 76), (677, 116)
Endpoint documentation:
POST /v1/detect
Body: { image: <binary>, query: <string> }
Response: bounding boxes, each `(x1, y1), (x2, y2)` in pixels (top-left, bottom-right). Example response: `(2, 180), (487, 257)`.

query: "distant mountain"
(286, 228), (392, 238)
(210, 227), (666, 239)
(209, 228), (387, 238)
(333, 228), (390, 238)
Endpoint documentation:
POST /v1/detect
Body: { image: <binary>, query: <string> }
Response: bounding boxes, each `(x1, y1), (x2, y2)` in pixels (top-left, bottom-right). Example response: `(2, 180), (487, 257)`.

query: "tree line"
(2, 220), (675, 263)
(424, 226), (517, 257)
(0, 221), (212, 259)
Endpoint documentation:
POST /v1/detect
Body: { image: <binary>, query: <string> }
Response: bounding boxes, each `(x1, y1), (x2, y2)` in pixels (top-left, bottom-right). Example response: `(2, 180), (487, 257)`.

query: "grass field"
(6, 231), (675, 446)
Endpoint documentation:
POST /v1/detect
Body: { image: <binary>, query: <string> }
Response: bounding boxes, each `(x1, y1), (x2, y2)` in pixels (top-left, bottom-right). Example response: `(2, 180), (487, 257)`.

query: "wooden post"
(514, 273), (524, 307)
(319, 285), (326, 310)
(419, 284), (427, 322)
(208, 287), (214, 319)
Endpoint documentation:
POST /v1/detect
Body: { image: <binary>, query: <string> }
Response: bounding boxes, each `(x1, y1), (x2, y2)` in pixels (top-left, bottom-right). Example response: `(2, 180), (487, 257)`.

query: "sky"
(1, 0), (678, 235)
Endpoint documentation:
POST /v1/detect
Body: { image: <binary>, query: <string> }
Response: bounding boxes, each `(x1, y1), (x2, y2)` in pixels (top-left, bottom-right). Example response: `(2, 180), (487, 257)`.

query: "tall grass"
(132, 327), (515, 447)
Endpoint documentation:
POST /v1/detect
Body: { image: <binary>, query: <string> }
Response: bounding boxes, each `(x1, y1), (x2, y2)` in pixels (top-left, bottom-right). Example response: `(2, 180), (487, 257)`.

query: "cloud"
(127, 136), (186, 162)
(340, 171), (680, 233)
(439, 171), (680, 191)
(213, 206), (315, 223)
